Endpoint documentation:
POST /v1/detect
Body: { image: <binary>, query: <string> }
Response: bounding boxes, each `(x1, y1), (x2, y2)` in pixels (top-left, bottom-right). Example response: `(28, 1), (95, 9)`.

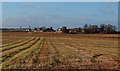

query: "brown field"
(1, 32), (120, 69)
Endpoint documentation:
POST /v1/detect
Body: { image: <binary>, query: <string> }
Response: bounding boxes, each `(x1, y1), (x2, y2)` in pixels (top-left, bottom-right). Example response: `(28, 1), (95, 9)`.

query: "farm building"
(34, 27), (54, 32)
(56, 26), (68, 33)
(56, 28), (62, 33)
(68, 28), (84, 34)
(68, 28), (80, 34)
(44, 27), (54, 32)
(61, 26), (69, 33)
(56, 27), (85, 34)
(34, 27), (46, 32)
(81, 29), (85, 33)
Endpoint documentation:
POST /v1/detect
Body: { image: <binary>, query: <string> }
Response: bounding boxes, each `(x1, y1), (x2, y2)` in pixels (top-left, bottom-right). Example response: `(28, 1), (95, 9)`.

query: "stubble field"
(0, 32), (119, 69)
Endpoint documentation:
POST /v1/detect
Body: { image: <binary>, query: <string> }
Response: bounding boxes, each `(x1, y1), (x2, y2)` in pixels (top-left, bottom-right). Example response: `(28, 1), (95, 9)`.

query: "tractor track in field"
(57, 38), (119, 69)
(2, 37), (35, 52)
(51, 38), (93, 68)
(23, 37), (45, 68)
(49, 38), (59, 54)
(23, 37), (56, 69)
(1, 32), (119, 69)
(2, 37), (30, 47)
(40, 38), (90, 69)
(2, 37), (41, 68)
(29, 38), (67, 69)
(1, 37), (39, 63)
(65, 38), (118, 55)
(35, 38), (58, 69)
(59, 37), (118, 57)
(2, 37), (25, 44)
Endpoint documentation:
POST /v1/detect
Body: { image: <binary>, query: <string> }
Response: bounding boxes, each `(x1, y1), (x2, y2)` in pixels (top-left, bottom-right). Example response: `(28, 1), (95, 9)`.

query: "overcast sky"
(2, 2), (118, 29)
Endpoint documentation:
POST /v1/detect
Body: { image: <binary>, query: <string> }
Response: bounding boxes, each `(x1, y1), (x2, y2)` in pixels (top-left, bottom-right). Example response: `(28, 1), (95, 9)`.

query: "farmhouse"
(68, 28), (79, 34)
(68, 28), (83, 34)
(34, 27), (54, 32)
(44, 27), (54, 32)
(34, 27), (46, 32)
(57, 28), (62, 33)
(56, 26), (68, 33)
(81, 29), (85, 33)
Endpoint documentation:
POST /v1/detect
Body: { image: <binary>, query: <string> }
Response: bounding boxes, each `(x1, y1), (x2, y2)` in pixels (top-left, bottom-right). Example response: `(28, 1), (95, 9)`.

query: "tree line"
(83, 24), (117, 34)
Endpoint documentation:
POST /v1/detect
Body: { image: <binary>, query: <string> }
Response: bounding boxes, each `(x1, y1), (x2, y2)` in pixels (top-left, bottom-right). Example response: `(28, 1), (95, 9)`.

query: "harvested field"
(1, 32), (120, 70)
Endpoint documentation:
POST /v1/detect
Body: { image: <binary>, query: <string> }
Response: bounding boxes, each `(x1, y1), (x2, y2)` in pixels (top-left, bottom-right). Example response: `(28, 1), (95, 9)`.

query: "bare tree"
(83, 24), (88, 29)
(100, 24), (106, 33)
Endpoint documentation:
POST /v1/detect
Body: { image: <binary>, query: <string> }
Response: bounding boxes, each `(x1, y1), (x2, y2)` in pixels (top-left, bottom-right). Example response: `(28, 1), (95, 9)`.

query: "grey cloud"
(106, 9), (114, 14)
(22, 4), (39, 10)
(77, 14), (94, 22)
(2, 14), (61, 28)
(103, 2), (112, 8)
(81, 15), (86, 20)
(77, 14), (87, 20)
(55, 6), (63, 11)
(23, 4), (36, 8)
(2, 13), (102, 29)
(20, 10), (26, 14)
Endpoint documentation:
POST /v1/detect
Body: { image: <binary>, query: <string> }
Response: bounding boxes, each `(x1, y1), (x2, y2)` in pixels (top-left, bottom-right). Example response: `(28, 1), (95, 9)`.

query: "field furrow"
(2, 37), (25, 44)
(49, 38), (92, 69)
(59, 38), (118, 57)
(2, 37), (42, 69)
(39, 38), (75, 69)
(2, 37), (30, 47)
(2, 37), (35, 51)
(24, 37), (45, 68)
(25, 38), (61, 69)
(35, 38), (58, 68)
(1, 37), (39, 62)
(57, 38), (118, 69)
(1, 32), (119, 69)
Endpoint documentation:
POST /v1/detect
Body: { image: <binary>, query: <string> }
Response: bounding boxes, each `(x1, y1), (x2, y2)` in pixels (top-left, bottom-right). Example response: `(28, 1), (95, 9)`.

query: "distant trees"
(83, 24), (117, 34)
(105, 24), (117, 34)
(83, 24), (88, 29)
(99, 24), (105, 33)
(83, 24), (90, 34)
(99, 24), (117, 34)
(78, 27), (82, 31)
(83, 24), (99, 34)
(33, 24), (117, 34)
(61, 26), (69, 33)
